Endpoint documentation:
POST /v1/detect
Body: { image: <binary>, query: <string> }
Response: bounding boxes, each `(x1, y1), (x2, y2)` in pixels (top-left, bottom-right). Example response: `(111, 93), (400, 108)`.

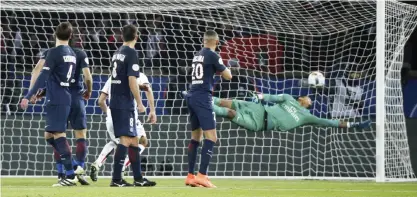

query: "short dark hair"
(55, 22), (73, 41)
(122, 24), (138, 42)
(204, 30), (218, 40)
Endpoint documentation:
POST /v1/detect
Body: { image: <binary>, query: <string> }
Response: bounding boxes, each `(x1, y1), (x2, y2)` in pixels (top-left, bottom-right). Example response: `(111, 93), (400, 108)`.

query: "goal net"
(1, 0), (417, 181)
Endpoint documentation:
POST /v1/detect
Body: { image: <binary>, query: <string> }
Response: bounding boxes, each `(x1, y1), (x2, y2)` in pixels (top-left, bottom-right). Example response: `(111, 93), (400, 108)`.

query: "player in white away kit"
(89, 72), (156, 182)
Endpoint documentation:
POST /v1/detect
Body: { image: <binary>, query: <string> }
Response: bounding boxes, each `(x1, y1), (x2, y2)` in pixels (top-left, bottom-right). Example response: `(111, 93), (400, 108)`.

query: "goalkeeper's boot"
(52, 175), (78, 187)
(89, 162), (99, 182)
(133, 177), (156, 187)
(74, 166), (90, 185)
(194, 173), (216, 188)
(110, 179), (133, 187)
(185, 173), (202, 187)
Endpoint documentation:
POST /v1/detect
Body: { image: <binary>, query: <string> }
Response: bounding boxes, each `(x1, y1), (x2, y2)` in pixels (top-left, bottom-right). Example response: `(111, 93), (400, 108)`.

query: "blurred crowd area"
(2, 8), (417, 75)
(0, 10), (404, 75)
(1, 2), (417, 114)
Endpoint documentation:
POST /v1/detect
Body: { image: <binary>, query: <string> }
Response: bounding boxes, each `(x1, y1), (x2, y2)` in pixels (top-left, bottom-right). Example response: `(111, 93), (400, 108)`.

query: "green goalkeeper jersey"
(263, 94), (340, 131)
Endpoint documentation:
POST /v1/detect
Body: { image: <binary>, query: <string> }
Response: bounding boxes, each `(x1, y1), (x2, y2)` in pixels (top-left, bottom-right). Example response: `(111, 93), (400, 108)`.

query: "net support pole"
(375, 0), (386, 183)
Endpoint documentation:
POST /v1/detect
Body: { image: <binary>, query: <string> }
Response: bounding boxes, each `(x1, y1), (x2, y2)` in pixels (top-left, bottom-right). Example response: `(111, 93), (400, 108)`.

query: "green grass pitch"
(1, 177), (416, 197)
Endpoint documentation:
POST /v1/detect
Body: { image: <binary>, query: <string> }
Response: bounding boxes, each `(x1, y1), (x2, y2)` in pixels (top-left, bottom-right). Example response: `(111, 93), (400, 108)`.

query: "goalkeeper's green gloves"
(350, 120), (372, 129)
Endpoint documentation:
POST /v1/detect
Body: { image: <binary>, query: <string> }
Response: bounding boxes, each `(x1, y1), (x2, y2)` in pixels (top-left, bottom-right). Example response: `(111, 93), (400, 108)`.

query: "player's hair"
(122, 24), (138, 42)
(204, 30), (219, 41)
(55, 22), (73, 41)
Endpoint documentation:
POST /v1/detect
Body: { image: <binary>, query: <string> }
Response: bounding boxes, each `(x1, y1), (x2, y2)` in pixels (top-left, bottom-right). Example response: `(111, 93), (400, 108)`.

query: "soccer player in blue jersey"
(30, 47), (93, 185)
(108, 24), (155, 187)
(90, 72), (156, 182)
(66, 46), (92, 185)
(184, 30), (232, 188)
(20, 22), (79, 186)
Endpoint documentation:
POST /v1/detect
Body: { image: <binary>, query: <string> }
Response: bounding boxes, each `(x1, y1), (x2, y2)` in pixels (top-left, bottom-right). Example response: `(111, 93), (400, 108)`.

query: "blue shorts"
(185, 94), (216, 131)
(110, 108), (137, 138)
(45, 105), (71, 133)
(68, 97), (87, 130)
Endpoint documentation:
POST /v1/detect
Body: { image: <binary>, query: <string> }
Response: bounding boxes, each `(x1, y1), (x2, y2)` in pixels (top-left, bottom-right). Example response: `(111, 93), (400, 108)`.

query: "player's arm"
(308, 116), (371, 129)
(129, 76), (143, 111)
(139, 83), (155, 112)
(80, 51), (93, 100)
(261, 94), (289, 103)
(29, 51), (47, 89)
(138, 74), (156, 123)
(142, 83), (157, 123)
(30, 59), (45, 89)
(250, 92), (289, 104)
(221, 68), (232, 80)
(21, 54), (55, 109)
(82, 67), (93, 99)
(98, 93), (108, 113)
(215, 56), (232, 80)
(98, 78), (111, 113)
(145, 86), (155, 112)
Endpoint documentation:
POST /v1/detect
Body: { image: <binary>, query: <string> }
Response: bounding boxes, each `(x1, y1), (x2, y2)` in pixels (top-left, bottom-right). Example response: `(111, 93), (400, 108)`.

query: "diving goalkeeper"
(211, 93), (371, 132)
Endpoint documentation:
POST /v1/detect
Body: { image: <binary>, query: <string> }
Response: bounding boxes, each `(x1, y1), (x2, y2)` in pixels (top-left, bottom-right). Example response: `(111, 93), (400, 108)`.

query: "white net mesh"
(1, 0), (417, 180)
(384, 1), (417, 179)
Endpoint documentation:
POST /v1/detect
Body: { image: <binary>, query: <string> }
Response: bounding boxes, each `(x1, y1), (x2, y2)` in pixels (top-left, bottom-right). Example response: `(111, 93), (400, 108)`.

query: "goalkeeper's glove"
(248, 91), (263, 104)
(350, 120), (372, 129)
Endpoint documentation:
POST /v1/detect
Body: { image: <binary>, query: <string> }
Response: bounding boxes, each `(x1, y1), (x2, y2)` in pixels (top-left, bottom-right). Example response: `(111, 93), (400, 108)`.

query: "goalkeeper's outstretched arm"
(308, 116), (371, 129)
(252, 93), (291, 103)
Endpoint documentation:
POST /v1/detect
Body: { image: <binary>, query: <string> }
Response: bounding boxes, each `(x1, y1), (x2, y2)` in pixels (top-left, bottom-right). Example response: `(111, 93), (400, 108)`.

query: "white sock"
(139, 144), (145, 154)
(95, 141), (117, 168)
(122, 155), (130, 172)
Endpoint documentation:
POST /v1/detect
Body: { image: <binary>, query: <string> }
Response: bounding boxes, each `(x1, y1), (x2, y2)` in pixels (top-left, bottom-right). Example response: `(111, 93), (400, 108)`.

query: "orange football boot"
(193, 173), (216, 188)
(185, 173), (201, 187)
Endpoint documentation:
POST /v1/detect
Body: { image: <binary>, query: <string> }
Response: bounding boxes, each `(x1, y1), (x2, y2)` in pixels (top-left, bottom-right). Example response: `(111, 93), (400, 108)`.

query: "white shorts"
(106, 108), (146, 143)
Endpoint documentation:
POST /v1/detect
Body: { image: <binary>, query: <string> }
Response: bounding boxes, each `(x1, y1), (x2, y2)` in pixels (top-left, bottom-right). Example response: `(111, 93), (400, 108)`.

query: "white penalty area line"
(2, 186), (416, 193)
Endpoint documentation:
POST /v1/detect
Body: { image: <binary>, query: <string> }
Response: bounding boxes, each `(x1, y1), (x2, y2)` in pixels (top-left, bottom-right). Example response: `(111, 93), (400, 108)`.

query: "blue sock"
(47, 138), (65, 176)
(188, 139), (200, 174)
(72, 159), (78, 170)
(198, 139), (215, 175)
(54, 137), (75, 178)
(54, 149), (64, 175)
(75, 138), (87, 168)
(56, 163), (64, 174)
(128, 146), (142, 181)
(112, 144), (128, 181)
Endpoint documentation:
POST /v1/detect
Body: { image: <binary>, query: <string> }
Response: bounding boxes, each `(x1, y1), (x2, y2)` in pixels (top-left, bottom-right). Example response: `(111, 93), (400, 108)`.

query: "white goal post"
(1, 0), (417, 182)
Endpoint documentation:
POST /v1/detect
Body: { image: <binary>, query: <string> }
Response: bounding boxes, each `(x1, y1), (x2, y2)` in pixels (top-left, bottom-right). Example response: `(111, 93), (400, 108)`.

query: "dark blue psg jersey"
(41, 48), (89, 94)
(109, 45), (140, 110)
(26, 45), (76, 106)
(189, 48), (226, 94)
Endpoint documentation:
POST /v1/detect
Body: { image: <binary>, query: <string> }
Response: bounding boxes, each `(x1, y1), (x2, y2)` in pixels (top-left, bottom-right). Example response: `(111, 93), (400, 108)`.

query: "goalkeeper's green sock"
(212, 104), (228, 118)
(213, 97), (221, 105)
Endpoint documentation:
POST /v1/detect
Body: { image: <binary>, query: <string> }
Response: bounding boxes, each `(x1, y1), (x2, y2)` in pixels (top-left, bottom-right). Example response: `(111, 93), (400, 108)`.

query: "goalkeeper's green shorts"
(231, 99), (265, 132)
